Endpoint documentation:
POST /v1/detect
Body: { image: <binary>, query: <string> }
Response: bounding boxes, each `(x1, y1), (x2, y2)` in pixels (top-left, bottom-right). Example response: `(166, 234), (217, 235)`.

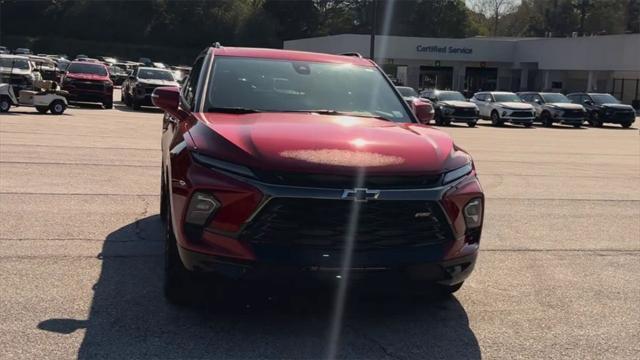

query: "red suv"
(153, 46), (484, 304)
(61, 61), (113, 108)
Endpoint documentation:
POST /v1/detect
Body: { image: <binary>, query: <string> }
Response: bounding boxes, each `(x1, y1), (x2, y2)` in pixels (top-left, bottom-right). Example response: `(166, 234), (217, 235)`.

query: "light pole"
(369, 0), (377, 60)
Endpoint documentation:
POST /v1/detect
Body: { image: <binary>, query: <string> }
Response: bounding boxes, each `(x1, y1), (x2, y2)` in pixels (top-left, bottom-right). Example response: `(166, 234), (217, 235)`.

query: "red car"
(61, 61), (113, 108)
(154, 46), (484, 304)
(396, 86), (435, 124)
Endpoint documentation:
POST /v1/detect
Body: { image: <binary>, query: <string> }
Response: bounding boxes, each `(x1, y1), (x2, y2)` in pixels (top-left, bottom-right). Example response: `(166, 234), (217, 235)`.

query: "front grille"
(611, 111), (635, 121)
(510, 111), (533, 118)
(254, 171), (442, 189)
(240, 199), (453, 250)
(452, 108), (476, 117)
(71, 80), (104, 91)
(144, 85), (160, 94)
(562, 110), (584, 118)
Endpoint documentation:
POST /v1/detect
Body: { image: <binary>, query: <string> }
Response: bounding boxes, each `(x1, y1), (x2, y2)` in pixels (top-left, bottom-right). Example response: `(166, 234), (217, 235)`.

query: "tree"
(468, 0), (519, 35)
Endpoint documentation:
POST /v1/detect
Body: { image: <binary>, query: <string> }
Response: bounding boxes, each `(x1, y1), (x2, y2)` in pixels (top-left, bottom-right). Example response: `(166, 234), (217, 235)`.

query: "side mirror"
(152, 86), (179, 115)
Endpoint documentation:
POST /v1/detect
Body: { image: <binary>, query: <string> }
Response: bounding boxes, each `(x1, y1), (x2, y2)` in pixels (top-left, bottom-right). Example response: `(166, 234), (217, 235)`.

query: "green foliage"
(0, 0), (635, 63)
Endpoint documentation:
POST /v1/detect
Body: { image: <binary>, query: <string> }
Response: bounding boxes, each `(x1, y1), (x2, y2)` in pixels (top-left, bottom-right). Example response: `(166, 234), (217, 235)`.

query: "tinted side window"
(182, 57), (204, 108)
(520, 94), (531, 102)
(567, 94), (579, 103)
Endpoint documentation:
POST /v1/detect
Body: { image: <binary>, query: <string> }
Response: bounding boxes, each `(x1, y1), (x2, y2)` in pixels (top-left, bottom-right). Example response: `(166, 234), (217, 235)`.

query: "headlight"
(443, 162), (473, 184)
(463, 198), (483, 228)
(192, 152), (256, 178)
(185, 192), (220, 226)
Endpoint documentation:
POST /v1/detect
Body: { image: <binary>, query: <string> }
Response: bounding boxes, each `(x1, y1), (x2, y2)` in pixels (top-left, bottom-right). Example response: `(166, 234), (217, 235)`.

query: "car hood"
(600, 103), (635, 110)
(547, 103), (584, 110)
(498, 102), (533, 110)
(440, 100), (476, 108)
(65, 73), (109, 81)
(138, 79), (179, 87)
(190, 112), (470, 176)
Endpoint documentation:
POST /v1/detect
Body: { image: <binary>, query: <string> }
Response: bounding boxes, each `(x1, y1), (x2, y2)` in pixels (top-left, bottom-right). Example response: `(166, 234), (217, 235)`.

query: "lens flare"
(325, 167), (365, 360)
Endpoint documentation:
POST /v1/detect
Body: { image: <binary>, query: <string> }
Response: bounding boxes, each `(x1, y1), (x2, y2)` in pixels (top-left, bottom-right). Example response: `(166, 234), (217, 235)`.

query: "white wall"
(285, 34), (640, 72)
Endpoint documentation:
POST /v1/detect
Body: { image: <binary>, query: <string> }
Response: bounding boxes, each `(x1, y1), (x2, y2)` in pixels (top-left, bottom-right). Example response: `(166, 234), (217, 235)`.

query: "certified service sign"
(416, 45), (473, 54)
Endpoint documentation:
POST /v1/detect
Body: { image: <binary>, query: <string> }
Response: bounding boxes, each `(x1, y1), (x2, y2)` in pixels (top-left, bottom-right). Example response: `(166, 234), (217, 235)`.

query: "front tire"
(103, 100), (113, 109)
(49, 100), (66, 115)
(0, 96), (11, 113)
(164, 211), (196, 306)
(467, 121), (477, 128)
(541, 112), (553, 127)
(621, 121), (632, 128)
(490, 111), (502, 126)
(589, 112), (602, 127)
(132, 97), (141, 110)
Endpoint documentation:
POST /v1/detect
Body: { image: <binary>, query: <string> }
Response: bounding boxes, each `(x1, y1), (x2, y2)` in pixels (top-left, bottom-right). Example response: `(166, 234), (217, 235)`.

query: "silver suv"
(518, 92), (586, 128)
(471, 91), (535, 127)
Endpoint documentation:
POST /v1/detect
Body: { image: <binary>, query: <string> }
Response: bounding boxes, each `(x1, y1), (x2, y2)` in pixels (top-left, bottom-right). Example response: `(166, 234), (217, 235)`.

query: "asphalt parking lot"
(1, 93), (639, 360)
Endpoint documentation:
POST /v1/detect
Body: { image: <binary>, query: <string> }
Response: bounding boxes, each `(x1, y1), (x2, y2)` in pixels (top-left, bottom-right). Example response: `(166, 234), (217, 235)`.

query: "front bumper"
(62, 86), (112, 104)
(169, 147), (484, 287)
(178, 245), (478, 287)
(600, 111), (636, 124)
(442, 114), (479, 123)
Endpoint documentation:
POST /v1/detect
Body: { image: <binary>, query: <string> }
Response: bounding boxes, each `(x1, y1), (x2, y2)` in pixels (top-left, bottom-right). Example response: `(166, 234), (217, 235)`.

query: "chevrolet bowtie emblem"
(341, 188), (380, 202)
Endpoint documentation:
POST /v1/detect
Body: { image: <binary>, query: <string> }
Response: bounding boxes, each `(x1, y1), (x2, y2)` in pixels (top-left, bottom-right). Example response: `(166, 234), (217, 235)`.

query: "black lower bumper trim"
(178, 246), (477, 287)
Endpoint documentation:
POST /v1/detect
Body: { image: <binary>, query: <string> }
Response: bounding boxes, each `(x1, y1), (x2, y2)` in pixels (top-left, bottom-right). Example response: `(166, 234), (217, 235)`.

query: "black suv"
(121, 67), (179, 110)
(420, 89), (480, 127)
(567, 93), (635, 128)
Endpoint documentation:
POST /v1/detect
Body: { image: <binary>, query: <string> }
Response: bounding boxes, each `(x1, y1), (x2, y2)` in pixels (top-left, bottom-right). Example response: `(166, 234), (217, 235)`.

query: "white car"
(471, 91), (535, 127)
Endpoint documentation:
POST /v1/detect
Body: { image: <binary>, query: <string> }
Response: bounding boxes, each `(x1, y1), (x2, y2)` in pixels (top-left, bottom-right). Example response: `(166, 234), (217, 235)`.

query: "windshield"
(109, 66), (127, 75)
(438, 91), (466, 101)
(396, 87), (418, 98)
(493, 93), (523, 102)
(0, 58), (30, 70)
(541, 93), (570, 103)
(138, 68), (175, 81)
(591, 94), (619, 104)
(67, 62), (107, 76)
(207, 57), (412, 122)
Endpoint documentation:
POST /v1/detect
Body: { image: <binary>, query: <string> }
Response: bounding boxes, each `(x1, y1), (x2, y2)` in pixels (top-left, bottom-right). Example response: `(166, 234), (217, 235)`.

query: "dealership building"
(284, 34), (640, 107)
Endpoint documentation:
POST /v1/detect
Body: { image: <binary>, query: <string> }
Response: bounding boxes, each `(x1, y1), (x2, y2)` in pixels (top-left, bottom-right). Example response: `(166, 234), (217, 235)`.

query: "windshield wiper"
(207, 106), (263, 114)
(282, 109), (393, 121)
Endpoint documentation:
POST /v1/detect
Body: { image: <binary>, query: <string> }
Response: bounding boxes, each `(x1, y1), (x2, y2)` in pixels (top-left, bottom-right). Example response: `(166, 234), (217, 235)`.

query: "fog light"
(185, 192), (220, 226)
(463, 198), (483, 228)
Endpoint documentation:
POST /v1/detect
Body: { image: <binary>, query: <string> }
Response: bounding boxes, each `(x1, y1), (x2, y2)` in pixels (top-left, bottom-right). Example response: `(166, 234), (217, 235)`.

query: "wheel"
(160, 174), (168, 224)
(124, 91), (132, 106)
(103, 100), (113, 109)
(490, 111), (502, 126)
(49, 100), (66, 115)
(621, 121), (632, 128)
(132, 97), (141, 110)
(434, 113), (443, 126)
(524, 122), (533, 128)
(443, 119), (451, 126)
(588, 113), (602, 127)
(467, 121), (477, 128)
(36, 106), (48, 114)
(573, 124), (582, 128)
(164, 205), (196, 306)
(541, 112), (553, 127)
(0, 96), (11, 113)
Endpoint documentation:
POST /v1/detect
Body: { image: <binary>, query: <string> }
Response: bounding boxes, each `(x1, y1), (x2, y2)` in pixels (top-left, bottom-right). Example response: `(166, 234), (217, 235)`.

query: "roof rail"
(212, 42), (223, 48)
(340, 52), (363, 58)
